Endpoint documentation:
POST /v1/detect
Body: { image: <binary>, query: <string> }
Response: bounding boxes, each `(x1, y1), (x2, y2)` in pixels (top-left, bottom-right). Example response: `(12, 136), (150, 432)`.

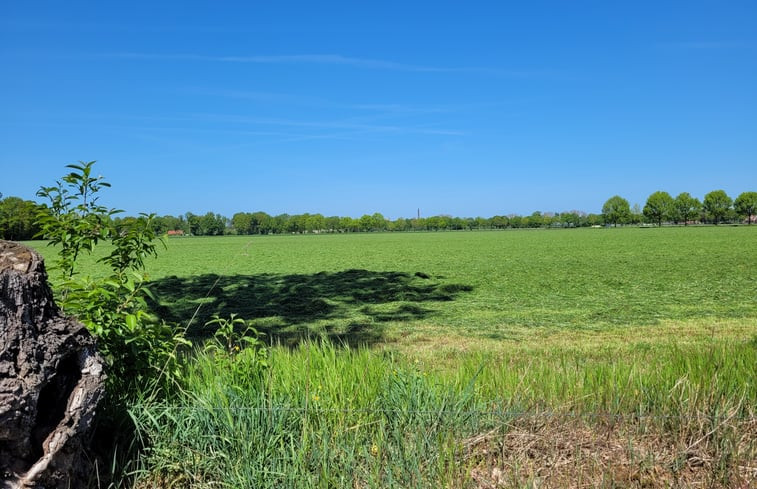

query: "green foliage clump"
(0, 195), (42, 240)
(673, 192), (702, 225)
(703, 189), (733, 225)
(734, 191), (757, 224)
(36, 161), (188, 397)
(643, 190), (674, 226)
(601, 195), (631, 226)
(203, 314), (269, 388)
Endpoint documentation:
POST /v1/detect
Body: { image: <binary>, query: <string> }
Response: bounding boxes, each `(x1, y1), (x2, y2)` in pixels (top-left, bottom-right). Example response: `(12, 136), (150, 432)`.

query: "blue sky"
(2, 1), (755, 218)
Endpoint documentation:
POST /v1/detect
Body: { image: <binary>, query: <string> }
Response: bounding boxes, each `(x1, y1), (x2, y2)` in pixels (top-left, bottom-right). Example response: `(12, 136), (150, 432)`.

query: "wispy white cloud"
(347, 103), (450, 114)
(184, 88), (459, 115)
(105, 52), (451, 72)
(4, 111), (465, 144)
(93, 52), (531, 77)
(0, 19), (259, 34)
(182, 112), (466, 136)
(181, 87), (325, 105)
(659, 40), (755, 50)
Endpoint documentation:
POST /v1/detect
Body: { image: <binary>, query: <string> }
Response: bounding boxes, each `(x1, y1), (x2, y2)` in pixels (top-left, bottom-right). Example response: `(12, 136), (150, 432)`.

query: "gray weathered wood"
(0, 241), (105, 489)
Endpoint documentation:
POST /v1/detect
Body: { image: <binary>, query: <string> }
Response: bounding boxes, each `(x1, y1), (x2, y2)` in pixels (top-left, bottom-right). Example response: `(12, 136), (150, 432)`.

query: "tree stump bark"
(0, 240), (105, 489)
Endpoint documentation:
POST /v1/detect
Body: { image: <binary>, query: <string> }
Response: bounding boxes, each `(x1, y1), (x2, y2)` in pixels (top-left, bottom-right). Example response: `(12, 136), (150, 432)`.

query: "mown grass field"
(30, 225), (757, 348)
(25, 226), (757, 487)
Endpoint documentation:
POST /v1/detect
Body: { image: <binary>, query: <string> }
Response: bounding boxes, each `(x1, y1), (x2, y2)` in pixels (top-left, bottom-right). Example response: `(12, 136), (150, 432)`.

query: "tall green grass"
(128, 338), (756, 488)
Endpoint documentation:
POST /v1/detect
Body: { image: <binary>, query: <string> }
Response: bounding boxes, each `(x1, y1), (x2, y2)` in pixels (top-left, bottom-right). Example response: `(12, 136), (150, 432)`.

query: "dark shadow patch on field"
(482, 331), (524, 341)
(146, 269), (473, 347)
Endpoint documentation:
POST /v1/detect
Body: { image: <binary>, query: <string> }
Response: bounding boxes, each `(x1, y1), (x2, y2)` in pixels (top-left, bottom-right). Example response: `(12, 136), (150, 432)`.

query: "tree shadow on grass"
(146, 269), (473, 347)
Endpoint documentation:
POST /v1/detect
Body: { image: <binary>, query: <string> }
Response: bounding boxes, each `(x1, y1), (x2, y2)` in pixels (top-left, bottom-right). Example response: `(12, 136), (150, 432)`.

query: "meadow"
(26, 226), (757, 487)
(31, 225), (757, 346)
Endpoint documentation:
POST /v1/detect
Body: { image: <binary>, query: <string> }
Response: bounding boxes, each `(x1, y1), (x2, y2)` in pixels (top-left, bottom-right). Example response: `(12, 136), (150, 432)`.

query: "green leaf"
(125, 313), (137, 330)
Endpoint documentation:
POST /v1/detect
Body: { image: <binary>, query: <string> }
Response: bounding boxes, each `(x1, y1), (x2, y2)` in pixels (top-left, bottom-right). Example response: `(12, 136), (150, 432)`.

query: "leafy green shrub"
(203, 314), (269, 389)
(36, 161), (188, 398)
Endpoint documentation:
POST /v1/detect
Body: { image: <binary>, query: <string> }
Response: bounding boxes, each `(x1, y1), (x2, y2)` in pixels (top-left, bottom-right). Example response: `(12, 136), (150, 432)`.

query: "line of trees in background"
(1, 189), (755, 240)
(0, 194), (42, 241)
(603, 190), (757, 228)
(123, 210), (607, 236)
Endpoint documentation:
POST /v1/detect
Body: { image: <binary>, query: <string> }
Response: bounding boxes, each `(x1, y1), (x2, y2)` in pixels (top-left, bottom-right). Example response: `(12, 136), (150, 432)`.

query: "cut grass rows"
(26, 226), (757, 345)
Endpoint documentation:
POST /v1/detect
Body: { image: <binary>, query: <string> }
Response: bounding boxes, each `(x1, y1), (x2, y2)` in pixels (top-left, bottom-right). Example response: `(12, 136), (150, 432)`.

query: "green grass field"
(29, 225), (757, 347)
(24, 226), (757, 487)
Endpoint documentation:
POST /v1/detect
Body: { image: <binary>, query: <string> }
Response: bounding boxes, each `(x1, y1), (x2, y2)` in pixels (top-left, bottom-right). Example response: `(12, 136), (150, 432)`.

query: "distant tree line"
(602, 190), (757, 227)
(0, 195), (43, 240)
(1, 189), (755, 240)
(143, 188), (756, 236)
(143, 210), (607, 236)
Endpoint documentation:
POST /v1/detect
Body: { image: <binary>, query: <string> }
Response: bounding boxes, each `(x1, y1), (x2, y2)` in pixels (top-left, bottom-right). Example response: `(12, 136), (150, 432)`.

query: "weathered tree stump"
(0, 241), (105, 489)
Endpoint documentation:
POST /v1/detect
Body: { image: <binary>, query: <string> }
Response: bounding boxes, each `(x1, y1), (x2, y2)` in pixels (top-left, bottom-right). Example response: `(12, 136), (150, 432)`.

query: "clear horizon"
(2, 1), (755, 219)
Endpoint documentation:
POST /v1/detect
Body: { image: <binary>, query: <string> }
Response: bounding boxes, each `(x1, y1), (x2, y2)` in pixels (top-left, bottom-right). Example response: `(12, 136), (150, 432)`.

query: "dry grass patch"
(464, 414), (757, 488)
